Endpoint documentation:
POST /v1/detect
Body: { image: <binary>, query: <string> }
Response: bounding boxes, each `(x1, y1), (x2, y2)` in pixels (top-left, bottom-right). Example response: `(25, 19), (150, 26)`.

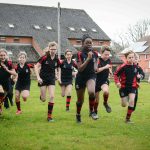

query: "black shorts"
(38, 79), (55, 87)
(61, 80), (73, 86)
(119, 87), (137, 98)
(75, 74), (96, 90)
(15, 82), (31, 92)
(0, 80), (10, 92)
(95, 79), (109, 92)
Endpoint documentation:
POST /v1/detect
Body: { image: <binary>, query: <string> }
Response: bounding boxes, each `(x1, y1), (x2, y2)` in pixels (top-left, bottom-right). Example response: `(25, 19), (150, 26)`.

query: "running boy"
(34, 42), (60, 122)
(75, 34), (98, 123)
(94, 45), (112, 119)
(114, 50), (142, 123)
(58, 49), (77, 111)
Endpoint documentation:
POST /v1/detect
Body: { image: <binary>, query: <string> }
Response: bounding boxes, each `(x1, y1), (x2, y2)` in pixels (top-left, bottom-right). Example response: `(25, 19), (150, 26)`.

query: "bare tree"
(127, 19), (150, 42)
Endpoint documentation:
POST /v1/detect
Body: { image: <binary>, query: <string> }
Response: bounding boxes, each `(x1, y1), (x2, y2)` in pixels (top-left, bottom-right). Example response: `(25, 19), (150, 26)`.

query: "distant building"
(0, 3), (121, 67)
(119, 36), (150, 73)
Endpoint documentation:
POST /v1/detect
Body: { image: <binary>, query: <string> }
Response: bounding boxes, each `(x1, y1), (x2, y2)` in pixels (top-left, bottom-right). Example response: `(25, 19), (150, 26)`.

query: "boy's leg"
(40, 86), (47, 102)
(126, 93), (135, 123)
(47, 85), (55, 121)
(65, 84), (72, 111)
(15, 90), (22, 114)
(101, 84), (111, 113)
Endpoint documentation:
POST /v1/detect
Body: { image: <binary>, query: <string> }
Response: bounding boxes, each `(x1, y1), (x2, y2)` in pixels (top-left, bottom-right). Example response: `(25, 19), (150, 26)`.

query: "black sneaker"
(89, 112), (98, 120)
(76, 114), (81, 123)
(103, 103), (112, 113)
(47, 118), (54, 122)
(125, 119), (134, 124)
(66, 107), (69, 111)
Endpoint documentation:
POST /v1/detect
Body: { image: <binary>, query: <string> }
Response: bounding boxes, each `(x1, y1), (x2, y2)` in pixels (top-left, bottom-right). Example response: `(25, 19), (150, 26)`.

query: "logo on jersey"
(45, 61), (49, 64)
(76, 84), (79, 90)
(55, 62), (57, 67)
(120, 91), (125, 97)
(134, 68), (137, 73)
(26, 69), (29, 73)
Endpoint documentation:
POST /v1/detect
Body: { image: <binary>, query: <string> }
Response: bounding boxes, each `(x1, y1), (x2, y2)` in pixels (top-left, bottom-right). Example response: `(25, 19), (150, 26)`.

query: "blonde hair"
(124, 50), (134, 58)
(101, 45), (111, 53)
(18, 51), (27, 58)
(0, 48), (8, 55)
(48, 41), (57, 48)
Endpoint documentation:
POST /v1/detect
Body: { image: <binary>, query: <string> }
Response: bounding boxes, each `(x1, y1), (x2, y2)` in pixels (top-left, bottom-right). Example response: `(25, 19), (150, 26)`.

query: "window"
(76, 40), (81, 44)
(81, 27), (86, 32)
(145, 54), (148, 59)
(0, 37), (6, 43)
(14, 37), (20, 43)
(46, 26), (52, 30)
(33, 25), (40, 30)
(149, 61), (150, 69)
(69, 27), (75, 31)
(99, 41), (104, 45)
(91, 28), (97, 32)
(8, 24), (14, 28)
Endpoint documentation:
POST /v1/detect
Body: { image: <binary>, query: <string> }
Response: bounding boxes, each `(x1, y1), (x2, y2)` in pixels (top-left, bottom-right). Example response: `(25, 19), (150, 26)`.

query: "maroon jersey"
(76, 49), (98, 78)
(97, 57), (111, 82)
(38, 55), (60, 81)
(114, 63), (139, 88)
(15, 63), (33, 84)
(60, 59), (77, 82)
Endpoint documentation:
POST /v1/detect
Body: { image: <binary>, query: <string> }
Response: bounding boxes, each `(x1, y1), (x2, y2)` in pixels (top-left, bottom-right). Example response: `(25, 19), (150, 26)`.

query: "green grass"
(0, 81), (150, 150)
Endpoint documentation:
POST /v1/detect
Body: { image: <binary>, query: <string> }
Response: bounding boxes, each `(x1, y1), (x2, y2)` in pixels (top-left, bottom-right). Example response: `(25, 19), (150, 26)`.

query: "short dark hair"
(101, 45), (111, 53)
(65, 49), (72, 55)
(81, 34), (92, 43)
(124, 50), (134, 58)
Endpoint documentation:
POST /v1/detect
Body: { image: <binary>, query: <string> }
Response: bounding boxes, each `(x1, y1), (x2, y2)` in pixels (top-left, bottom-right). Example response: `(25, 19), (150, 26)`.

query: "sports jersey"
(38, 55), (60, 81)
(0, 60), (13, 80)
(114, 63), (139, 88)
(15, 63), (33, 84)
(60, 59), (77, 83)
(76, 49), (98, 79)
(96, 57), (111, 82)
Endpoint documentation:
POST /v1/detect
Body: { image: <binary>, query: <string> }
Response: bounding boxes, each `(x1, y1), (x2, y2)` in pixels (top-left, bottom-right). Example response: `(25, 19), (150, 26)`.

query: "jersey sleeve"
(114, 64), (126, 84)
(27, 63), (34, 68)
(38, 56), (46, 64)
(76, 51), (82, 63)
(7, 61), (13, 70)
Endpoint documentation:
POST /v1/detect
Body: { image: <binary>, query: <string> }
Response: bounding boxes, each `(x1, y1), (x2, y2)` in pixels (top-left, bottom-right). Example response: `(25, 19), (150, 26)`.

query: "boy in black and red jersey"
(114, 51), (142, 123)
(58, 50), (77, 111)
(0, 49), (17, 115)
(94, 46), (112, 119)
(34, 42), (60, 122)
(15, 52), (34, 115)
(75, 34), (98, 123)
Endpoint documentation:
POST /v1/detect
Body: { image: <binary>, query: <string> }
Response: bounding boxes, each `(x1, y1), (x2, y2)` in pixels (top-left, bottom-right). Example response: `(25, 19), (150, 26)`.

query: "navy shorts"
(119, 87), (137, 98)
(61, 80), (73, 86)
(95, 79), (109, 92)
(15, 82), (31, 92)
(38, 79), (55, 87)
(75, 74), (96, 90)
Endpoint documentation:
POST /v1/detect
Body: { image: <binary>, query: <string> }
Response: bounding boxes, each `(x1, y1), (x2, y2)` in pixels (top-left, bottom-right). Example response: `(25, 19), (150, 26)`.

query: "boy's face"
(83, 38), (93, 50)
(101, 50), (110, 60)
(18, 54), (26, 64)
(0, 51), (7, 62)
(49, 45), (57, 56)
(65, 51), (72, 60)
(127, 53), (135, 64)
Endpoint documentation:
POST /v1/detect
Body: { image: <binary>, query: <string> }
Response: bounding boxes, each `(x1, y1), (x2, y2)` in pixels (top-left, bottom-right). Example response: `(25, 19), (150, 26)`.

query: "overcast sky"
(0, 0), (150, 42)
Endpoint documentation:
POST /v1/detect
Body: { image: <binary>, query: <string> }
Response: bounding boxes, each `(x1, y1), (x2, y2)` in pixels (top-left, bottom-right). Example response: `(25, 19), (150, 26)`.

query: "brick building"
(0, 3), (122, 66)
(119, 36), (150, 74)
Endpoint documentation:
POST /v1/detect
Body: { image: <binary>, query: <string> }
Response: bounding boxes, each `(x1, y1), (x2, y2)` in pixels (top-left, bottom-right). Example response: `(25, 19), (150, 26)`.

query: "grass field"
(0, 81), (150, 150)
